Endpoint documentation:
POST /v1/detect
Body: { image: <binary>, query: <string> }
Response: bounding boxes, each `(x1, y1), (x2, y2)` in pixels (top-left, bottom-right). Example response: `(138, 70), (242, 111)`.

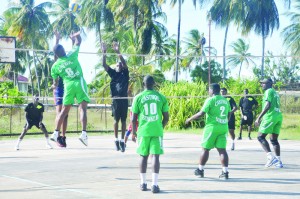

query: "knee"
(270, 139), (279, 147)
(257, 135), (267, 144)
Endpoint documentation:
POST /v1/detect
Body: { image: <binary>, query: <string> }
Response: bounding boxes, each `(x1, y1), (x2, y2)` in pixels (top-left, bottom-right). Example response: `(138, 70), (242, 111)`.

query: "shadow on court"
(0, 133), (299, 199)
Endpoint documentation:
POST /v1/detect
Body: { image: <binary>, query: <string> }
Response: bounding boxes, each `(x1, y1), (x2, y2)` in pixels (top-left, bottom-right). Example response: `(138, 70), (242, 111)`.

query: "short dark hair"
(53, 44), (64, 57)
(220, 87), (227, 92)
(143, 75), (155, 87)
(210, 83), (220, 94)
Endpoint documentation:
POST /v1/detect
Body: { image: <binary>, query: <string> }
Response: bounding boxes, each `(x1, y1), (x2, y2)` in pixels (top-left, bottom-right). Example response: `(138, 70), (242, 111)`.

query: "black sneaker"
(219, 171), (229, 180)
(140, 183), (147, 191)
(120, 141), (125, 152)
(194, 168), (204, 177)
(248, 136), (252, 140)
(237, 136), (242, 140)
(57, 136), (64, 147)
(151, 185), (160, 193)
(62, 136), (67, 147)
(115, 140), (120, 151)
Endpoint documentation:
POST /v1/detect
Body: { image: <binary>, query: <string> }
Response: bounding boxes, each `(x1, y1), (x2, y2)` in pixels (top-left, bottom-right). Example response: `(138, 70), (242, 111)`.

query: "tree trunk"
(32, 42), (41, 96)
(25, 45), (34, 96)
(261, 34), (265, 79)
(223, 24), (229, 83)
(175, 0), (182, 82)
(238, 62), (243, 78)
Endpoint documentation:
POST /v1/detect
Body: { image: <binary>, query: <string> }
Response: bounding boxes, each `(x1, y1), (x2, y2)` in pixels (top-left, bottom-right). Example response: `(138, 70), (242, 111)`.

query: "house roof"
(0, 75), (28, 83)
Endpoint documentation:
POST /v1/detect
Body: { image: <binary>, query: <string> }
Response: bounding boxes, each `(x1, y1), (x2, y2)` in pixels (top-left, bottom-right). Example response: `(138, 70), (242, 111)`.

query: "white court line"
(1, 174), (99, 197)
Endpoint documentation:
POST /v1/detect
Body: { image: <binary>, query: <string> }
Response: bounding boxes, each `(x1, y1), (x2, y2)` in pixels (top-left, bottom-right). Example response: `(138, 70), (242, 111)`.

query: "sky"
(0, 0), (293, 83)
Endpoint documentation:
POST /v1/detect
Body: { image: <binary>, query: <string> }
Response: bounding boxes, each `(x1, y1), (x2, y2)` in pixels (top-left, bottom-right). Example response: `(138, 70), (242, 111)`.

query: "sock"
(222, 167), (228, 173)
(115, 138), (119, 141)
(16, 138), (22, 146)
(45, 137), (50, 144)
(276, 156), (281, 161)
(198, 165), (204, 171)
(152, 173), (159, 186)
(140, 173), (146, 184)
(120, 139), (124, 142)
(82, 130), (87, 136)
(232, 139), (235, 144)
(267, 152), (274, 159)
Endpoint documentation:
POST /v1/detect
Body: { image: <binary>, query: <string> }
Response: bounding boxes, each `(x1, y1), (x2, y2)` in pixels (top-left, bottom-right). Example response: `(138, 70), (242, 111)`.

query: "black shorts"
(112, 98), (128, 122)
(24, 121), (45, 129)
(228, 114), (235, 130)
(241, 112), (254, 126)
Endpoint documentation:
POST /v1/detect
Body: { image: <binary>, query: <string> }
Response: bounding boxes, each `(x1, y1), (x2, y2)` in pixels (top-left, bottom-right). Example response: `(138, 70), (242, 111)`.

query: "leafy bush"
(0, 82), (25, 104)
(159, 81), (208, 129)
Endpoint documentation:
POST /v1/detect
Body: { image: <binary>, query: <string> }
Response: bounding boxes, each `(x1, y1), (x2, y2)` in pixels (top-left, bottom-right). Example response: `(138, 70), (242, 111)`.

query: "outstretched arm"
(70, 31), (81, 46)
(54, 31), (61, 61)
(101, 42), (109, 71)
(112, 41), (128, 69)
(185, 111), (205, 125)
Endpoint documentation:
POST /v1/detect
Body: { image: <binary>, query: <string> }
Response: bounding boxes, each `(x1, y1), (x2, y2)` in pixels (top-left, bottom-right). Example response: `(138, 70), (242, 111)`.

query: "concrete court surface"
(0, 133), (299, 199)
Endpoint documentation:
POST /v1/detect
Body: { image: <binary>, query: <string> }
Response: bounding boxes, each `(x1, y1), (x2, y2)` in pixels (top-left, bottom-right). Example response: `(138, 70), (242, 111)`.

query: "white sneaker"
(50, 131), (58, 142)
(79, 133), (88, 146)
(46, 142), (53, 149)
(265, 157), (279, 167)
(15, 145), (19, 150)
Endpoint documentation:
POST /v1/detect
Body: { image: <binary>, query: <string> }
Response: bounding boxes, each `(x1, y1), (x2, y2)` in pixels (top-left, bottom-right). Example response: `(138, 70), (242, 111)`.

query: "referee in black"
(238, 89), (258, 140)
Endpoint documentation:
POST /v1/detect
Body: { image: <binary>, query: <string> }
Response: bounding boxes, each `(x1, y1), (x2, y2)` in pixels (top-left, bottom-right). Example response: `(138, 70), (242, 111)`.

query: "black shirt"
(25, 102), (44, 122)
(239, 96), (258, 114)
(107, 67), (129, 97)
(225, 96), (237, 111)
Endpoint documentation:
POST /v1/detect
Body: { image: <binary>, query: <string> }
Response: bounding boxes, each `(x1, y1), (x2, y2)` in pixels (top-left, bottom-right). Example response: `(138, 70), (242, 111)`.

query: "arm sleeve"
(51, 63), (59, 80)
(131, 96), (139, 114)
(67, 46), (79, 59)
(162, 95), (169, 112)
(231, 98), (237, 107)
(200, 98), (210, 113)
(107, 67), (116, 78)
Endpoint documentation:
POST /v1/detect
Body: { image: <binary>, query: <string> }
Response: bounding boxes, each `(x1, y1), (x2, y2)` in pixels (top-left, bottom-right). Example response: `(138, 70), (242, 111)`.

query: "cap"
(260, 78), (273, 84)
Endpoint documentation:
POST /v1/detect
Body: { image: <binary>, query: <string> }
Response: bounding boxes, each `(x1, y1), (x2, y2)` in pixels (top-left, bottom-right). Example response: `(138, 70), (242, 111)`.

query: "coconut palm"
(79, 0), (114, 44)
(5, 0), (52, 96)
(281, 0), (300, 59)
(227, 38), (256, 78)
(209, 0), (248, 81)
(182, 29), (217, 68)
(241, 0), (279, 78)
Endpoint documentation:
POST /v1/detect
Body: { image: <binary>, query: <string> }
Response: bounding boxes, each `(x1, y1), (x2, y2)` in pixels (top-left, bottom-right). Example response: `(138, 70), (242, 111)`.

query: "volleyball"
(69, 1), (81, 13)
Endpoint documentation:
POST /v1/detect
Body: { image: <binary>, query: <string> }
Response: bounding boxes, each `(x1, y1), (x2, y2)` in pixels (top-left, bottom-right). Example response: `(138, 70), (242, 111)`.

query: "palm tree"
(281, 0), (300, 59)
(209, 0), (247, 82)
(241, 0), (279, 79)
(182, 29), (217, 68)
(169, 0), (209, 82)
(50, 0), (80, 39)
(5, 0), (52, 96)
(227, 38), (256, 78)
(79, 0), (114, 44)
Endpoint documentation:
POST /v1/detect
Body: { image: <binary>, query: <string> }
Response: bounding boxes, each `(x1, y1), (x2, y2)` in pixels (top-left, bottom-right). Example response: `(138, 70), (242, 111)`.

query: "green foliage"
(159, 81), (208, 129)
(253, 51), (300, 84)
(190, 60), (223, 83)
(0, 82), (25, 104)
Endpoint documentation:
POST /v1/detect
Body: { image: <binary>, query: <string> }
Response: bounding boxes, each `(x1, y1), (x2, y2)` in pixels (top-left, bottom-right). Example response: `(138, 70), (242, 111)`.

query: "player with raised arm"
(51, 30), (90, 146)
(51, 31), (68, 147)
(186, 83), (230, 179)
(131, 75), (169, 193)
(101, 42), (129, 152)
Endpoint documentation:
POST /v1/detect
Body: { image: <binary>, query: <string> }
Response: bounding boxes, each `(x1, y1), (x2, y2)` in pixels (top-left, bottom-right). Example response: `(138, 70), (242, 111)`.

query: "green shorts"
(201, 126), (228, 150)
(136, 136), (164, 156)
(64, 78), (90, 105)
(259, 117), (282, 134)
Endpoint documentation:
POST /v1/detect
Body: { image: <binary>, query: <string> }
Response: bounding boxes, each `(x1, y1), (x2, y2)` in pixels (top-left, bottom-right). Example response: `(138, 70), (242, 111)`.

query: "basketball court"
(0, 133), (300, 199)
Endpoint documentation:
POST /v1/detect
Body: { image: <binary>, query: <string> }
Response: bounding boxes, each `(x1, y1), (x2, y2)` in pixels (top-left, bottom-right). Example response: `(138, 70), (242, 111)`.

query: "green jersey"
(201, 95), (230, 129)
(262, 88), (282, 120)
(51, 46), (84, 87)
(132, 89), (169, 137)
